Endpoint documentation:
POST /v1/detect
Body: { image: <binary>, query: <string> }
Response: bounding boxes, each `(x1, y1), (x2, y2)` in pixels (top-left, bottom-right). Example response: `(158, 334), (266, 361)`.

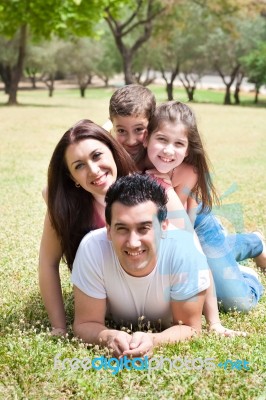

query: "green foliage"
(242, 42), (266, 90)
(0, 0), (108, 39)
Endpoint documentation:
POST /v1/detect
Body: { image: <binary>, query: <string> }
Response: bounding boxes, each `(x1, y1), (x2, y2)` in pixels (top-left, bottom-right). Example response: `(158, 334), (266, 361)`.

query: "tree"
(131, 42), (158, 86)
(58, 37), (101, 97)
(93, 32), (122, 87)
(174, 4), (210, 102)
(145, 1), (209, 101)
(24, 41), (45, 88)
(39, 39), (67, 97)
(204, 13), (266, 105)
(0, 0), (115, 105)
(104, 0), (167, 85)
(137, 0), (248, 101)
(242, 42), (266, 103)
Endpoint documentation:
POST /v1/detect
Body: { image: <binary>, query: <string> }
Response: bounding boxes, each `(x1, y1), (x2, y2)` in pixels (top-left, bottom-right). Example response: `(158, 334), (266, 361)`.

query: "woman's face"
(65, 138), (117, 199)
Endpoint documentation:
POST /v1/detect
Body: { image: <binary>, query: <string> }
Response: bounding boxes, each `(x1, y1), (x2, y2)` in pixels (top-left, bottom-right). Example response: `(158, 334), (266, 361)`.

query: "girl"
(140, 101), (264, 312)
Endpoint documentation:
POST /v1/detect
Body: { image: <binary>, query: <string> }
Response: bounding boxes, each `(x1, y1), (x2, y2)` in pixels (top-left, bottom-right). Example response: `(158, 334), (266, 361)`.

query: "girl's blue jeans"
(194, 209), (264, 312)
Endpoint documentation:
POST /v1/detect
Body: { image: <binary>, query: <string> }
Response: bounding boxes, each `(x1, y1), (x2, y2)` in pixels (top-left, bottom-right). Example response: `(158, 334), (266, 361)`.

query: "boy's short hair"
(109, 84), (156, 121)
(105, 173), (168, 225)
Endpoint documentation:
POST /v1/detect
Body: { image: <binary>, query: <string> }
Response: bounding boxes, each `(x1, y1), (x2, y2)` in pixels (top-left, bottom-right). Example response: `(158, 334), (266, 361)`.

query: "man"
(72, 174), (210, 358)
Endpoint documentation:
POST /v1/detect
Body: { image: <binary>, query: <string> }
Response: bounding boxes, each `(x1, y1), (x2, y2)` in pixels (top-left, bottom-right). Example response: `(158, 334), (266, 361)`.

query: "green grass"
(0, 88), (265, 399)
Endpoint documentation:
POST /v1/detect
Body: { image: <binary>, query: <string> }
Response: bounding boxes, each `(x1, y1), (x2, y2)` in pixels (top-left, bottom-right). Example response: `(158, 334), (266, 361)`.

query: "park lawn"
(0, 88), (265, 400)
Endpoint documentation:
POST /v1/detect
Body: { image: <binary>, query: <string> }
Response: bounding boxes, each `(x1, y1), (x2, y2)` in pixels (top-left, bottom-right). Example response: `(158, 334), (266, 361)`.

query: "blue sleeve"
(158, 230), (210, 301)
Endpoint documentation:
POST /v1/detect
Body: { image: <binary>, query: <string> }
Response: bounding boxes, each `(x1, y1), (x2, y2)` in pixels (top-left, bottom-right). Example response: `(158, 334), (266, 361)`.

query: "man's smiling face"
(107, 200), (168, 277)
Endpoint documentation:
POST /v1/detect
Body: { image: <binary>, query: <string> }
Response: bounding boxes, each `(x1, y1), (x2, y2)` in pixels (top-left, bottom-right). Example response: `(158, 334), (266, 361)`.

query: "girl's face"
(146, 122), (189, 173)
(65, 138), (117, 200)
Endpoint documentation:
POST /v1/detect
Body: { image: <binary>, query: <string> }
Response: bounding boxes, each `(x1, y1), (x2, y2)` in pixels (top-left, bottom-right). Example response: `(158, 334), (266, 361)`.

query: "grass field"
(0, 87), (265, 399)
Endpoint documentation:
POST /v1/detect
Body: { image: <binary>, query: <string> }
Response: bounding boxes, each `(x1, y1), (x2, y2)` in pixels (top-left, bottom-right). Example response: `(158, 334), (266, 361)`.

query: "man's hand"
(51, 327), (67, 336)
(105, 330), (132, 358)
(123, 332), (154, 358)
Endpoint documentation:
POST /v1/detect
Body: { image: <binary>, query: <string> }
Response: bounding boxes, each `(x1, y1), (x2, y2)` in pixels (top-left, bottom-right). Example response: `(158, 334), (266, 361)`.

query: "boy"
(107, 84), (155, 161)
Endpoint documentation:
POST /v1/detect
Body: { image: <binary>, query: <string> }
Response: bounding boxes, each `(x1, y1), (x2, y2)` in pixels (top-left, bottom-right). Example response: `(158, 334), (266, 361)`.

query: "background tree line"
(0, 0), (266, 105)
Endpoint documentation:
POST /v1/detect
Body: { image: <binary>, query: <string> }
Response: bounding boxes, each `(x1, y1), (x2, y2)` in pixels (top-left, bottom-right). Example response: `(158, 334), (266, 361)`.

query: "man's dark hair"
(105, 173), (168, 225)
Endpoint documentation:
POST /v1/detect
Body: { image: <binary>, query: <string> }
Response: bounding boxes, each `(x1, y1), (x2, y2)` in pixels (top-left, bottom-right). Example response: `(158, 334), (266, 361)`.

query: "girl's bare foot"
(253, 232), (266, 269)
(208, 322), (247, 337)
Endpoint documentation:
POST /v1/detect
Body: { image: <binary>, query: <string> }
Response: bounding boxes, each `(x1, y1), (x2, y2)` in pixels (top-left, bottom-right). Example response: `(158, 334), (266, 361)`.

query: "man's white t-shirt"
(72, 228), (210, 329)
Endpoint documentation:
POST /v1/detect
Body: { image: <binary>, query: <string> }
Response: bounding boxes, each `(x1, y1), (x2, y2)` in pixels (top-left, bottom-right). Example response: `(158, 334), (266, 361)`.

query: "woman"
(39, 119), (137, 335)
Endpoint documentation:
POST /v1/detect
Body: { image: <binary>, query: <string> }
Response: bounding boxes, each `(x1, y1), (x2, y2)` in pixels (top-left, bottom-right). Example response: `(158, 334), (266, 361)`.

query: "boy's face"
(112, 115), (148, 157)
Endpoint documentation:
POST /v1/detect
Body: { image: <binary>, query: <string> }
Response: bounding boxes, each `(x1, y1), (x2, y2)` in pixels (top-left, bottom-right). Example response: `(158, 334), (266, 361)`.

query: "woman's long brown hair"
(47, 119), (137, 270)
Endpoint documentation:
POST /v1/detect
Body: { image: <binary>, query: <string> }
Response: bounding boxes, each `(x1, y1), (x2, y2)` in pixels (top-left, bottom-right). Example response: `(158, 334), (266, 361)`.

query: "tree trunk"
(254, 87), (259, 104)
(234, 71), (244, 105)
(224, 85), (231, 105)
(44, 79), (54, 97)
(161, 66), (179, 101)
(30, 75), (37, 89)
(123, 51), (136, 84)
(234, 86), (240, 104)
(215, 64), (240, 106)
(0, 64), (12, 94)
(187, 87), (195, 102)
(80, 87), (86, 97)
(7, 24), (27, 105)
(104, 1), (165, 86)
(179, 74), (197, 102)
(166, 83), (174, 100)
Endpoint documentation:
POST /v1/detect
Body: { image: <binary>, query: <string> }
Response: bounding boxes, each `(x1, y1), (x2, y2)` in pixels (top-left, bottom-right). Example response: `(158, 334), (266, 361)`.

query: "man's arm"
(73, 287), (206, 358)
(73, 286), (133, 357)
(154, 290), (206, 344)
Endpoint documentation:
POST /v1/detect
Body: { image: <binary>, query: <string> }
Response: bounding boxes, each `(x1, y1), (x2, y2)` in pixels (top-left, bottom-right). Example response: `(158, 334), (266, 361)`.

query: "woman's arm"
(39, 211), (67, 335)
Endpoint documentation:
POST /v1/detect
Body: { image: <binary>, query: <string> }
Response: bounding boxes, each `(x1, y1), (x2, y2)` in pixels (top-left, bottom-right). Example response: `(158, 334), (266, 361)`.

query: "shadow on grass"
(187, 98), (266, 108)
(0, 102), (72, 108)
